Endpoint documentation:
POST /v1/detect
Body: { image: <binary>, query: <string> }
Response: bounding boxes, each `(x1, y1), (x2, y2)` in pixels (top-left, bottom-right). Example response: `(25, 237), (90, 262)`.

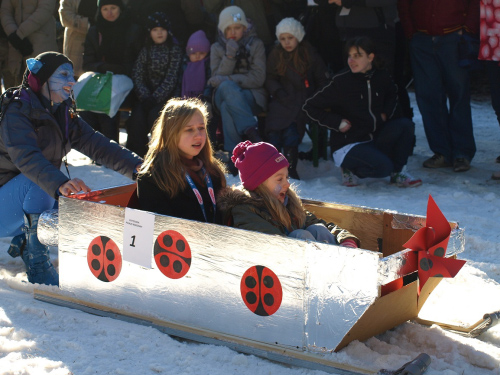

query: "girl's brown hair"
(138, 97), (226, 198)
(253, 183), (306, 232)
(274, 40), (310, 77)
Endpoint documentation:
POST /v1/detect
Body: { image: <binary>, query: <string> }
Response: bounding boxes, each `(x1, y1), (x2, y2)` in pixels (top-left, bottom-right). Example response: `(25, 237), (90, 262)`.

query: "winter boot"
(7, 233), (26, 258)
(284, 146), (300, 180)
(23, 214), (59, 286)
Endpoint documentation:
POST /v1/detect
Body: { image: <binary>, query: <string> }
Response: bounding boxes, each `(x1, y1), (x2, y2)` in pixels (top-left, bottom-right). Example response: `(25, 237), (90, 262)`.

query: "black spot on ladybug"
(176, 240), (185, 252)
(163, 235), (173, 248)
(245, 276), (256, 288)
(160, 255), (169, 267)
(108, 264), (115, 276)
(246, 292), (257, 304)
(106, 249), (115, 261)
(92, 244), (101, 256)
(91, 259), (100, 271)
(263, 293), (274, 306)
(263, 275), (273, 288)
(433, 274), (443, 277)
(173, 260), (183, 273)
(420, 258), (433, 271)
(434, 247), (445, 257)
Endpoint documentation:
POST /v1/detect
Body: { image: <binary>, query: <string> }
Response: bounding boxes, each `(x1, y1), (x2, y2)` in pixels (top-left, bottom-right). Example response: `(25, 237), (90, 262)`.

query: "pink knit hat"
(231, 141), (289, 190)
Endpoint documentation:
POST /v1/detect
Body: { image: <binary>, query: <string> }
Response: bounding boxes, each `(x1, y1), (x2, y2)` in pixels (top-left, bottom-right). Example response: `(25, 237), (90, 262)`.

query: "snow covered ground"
(1, 93), (499, 375)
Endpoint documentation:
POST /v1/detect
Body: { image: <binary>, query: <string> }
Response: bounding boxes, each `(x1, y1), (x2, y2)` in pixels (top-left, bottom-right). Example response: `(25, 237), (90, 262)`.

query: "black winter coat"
(137, 172), (224, 224)
(265, 42), (328, 134)
(302, 68), (398, 152)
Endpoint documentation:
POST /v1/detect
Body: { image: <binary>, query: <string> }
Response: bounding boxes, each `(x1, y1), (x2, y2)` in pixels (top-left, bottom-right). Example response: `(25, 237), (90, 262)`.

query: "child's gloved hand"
(226, 39), (239, 58)
(208, 75), (229, 87)
(8, 32), (33, 56)
(341, 239), (358, 248)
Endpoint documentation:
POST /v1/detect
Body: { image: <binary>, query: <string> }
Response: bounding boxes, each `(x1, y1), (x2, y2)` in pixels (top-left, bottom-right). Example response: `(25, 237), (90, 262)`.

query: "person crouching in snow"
(303, 36), (421, 188)
(265, 17), (329, 180)
(208, 5), (267, 153)
(218, 141), (360, 247)
(0, 52), (143, 286)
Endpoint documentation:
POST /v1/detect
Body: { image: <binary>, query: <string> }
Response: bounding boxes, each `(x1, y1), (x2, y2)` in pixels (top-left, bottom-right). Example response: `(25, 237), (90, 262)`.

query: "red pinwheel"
(403, 195), (466, 293)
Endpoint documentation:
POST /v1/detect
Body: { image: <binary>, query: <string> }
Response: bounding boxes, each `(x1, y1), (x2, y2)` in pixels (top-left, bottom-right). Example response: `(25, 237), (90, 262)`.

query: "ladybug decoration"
(154, 230), (192, 279)
(87, 236), (122, 282)
(240, 265), (282, 316)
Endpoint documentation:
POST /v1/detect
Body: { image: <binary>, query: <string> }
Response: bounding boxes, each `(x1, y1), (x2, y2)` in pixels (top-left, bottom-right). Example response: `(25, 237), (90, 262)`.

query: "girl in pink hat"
(218, 141), (359, 246)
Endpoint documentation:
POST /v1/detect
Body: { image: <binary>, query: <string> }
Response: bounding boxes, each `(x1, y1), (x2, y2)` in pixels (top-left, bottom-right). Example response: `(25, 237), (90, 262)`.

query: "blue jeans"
(267, 122), (301, 150)
(485, 60), (500, 126)
(289, 224), (338, 244)
(0, 174), (55, 237)
(342, 118), (415, 178)
(410, 32), (476, 162)
(214, 80), (260, 151)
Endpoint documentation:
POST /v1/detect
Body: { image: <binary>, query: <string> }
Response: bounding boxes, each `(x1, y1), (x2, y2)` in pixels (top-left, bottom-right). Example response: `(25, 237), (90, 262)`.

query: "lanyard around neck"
(185, 167), (216, 223)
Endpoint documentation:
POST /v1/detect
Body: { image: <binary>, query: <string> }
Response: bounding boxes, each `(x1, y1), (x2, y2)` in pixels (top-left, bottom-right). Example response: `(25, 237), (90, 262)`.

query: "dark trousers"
(341, 118), (414, 178)
(125, 102), (164, 157)
(80, 111), (120, 143)
(485, 60), (500, 126)
(267, 123), (301, 150)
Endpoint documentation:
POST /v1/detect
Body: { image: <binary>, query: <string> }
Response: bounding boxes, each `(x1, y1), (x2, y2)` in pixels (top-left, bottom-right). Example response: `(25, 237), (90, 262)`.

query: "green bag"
(75, 72), (113, 115)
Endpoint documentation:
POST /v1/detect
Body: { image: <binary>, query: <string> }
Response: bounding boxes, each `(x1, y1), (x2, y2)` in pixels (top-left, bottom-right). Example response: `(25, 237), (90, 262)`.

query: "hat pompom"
(231, 140), (252, 163)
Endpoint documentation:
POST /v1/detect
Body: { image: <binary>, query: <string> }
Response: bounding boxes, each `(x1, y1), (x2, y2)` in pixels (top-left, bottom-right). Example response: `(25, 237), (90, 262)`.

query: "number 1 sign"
(123, 207), (155, 268)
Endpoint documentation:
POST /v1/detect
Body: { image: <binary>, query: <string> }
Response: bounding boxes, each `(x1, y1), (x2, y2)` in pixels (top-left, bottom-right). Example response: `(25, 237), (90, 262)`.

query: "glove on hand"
(208, 75), (229, 87)
(8, 32), (33, 56)
(225, 39), (239, 58)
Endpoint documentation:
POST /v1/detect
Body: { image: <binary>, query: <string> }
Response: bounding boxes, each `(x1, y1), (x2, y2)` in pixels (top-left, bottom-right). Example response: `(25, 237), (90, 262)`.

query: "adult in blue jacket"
(0, 52), (142, 286)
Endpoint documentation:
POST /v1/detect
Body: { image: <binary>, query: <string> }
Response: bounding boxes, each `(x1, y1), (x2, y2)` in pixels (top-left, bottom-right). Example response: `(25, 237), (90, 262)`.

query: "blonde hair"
(138, 97), (226, 198)
(253, 183), (306, 232)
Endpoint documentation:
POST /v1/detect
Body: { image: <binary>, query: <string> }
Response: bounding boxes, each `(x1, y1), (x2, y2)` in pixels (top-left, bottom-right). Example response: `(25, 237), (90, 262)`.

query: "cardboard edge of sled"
(33, 288), (376, 375)
(334, 277), (442, 351)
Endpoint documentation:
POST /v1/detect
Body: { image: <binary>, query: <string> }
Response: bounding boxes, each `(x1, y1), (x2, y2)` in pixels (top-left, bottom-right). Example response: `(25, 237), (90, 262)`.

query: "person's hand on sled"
(59, 178), (91, 196)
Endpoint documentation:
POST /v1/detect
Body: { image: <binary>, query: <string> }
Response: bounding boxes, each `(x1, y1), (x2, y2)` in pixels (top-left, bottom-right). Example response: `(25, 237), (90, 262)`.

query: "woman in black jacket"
(303, 36), (421, 188)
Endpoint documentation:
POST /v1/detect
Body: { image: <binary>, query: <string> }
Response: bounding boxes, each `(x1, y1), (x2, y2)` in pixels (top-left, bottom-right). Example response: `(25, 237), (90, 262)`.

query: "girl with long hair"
(136, 97), (226, 223)
(218, 141), (359, 247)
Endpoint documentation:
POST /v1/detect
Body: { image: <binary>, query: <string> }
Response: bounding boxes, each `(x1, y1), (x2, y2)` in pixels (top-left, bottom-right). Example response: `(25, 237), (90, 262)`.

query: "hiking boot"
(341, 168), (359, 187)
(453, 158), (470, 172)
(244, 126), (262, 143)
(7, 233), (26, 258)
(423, 154), (451, 168)
(390, 168), (422, 188)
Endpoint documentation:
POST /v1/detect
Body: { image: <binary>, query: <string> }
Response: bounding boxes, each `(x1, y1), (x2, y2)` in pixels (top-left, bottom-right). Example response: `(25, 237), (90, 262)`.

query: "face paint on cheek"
(273, 184), (282, 196)
(46, 63), (75, 103)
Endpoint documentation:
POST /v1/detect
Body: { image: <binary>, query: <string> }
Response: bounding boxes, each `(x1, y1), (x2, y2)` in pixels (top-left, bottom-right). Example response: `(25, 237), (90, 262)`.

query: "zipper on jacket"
(367, 80), (377, 131)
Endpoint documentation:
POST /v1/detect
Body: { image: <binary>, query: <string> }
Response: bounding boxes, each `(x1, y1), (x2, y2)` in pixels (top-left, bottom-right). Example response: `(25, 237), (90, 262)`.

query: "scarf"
(181, 157), (205, 186)
(181, 57), (207, 98)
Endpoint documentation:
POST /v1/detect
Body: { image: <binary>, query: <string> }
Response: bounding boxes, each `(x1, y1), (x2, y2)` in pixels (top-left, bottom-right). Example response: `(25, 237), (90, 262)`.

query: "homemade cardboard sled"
(35, 184), (465, 374)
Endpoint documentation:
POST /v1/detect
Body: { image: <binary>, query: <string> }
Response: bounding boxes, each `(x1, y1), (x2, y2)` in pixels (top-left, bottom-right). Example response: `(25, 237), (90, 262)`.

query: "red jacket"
(398, 0), (480, 38)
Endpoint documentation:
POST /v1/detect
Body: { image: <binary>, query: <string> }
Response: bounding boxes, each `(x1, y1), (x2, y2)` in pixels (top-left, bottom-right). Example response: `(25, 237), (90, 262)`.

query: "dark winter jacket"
(265, 42), (328, 134)
(315, 0), (398, 40)
(0, 88), (142, 199)
(398, 0), (480, 38)
(302, 68), (398, 152)
(218, 187), (360, 245)
(133, 42), (183, 104)
(137, 170), (224, 224)
(83, 14), (142, 76)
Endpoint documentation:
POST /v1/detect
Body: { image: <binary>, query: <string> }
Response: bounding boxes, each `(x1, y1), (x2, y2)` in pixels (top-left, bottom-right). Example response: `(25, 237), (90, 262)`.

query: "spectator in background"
(1, 0), (59, 87)
(0, 0), (16, 90)
(204, 0), (274, 46)
(209, 6), (266, 157)
(126, 12), (183, 157)
(81, 0), (141, 143)
(59, 0), (98, 78)
(265, 17), (329, 180)
(398, 0), (479, 172)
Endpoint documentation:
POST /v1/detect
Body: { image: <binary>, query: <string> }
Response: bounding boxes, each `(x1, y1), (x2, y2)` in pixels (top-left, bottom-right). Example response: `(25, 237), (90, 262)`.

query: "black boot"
(7, 233), (26, 258)
(23, 214), (59, 286)
(284, 146), (300, 180)
(244, 126), (262, 143)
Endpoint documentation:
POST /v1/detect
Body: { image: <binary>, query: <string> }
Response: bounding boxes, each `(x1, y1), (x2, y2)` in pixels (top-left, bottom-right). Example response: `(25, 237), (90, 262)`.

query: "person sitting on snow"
(0, 52), (142, 286)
